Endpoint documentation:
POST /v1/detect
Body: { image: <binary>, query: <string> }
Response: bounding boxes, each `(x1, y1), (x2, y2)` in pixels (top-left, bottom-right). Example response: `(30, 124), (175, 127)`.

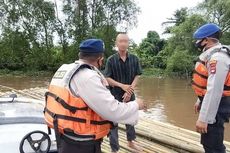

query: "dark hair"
(208, 31), (222, 40)
(79, 52), (104, 61)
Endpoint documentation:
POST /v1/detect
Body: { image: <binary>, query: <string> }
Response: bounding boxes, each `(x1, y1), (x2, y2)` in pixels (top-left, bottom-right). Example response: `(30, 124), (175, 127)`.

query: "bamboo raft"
(1, 86), (230, 153)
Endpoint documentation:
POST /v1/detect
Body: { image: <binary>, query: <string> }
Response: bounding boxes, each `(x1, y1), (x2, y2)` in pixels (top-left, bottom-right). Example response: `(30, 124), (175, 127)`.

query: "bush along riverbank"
(142, 68), (192, 79)
(0, 68), (192, 79)
(0, 69), (54, 77)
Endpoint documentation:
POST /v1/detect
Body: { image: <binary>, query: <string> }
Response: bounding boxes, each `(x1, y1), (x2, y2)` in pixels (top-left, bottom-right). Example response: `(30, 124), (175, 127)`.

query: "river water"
(0, 75), (229, 141)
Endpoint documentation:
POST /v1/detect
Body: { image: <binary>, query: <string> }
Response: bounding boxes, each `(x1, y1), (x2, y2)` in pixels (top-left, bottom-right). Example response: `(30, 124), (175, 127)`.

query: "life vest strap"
(193, 69), (208, 79)
(193, 82), (230, 92)
(45, 92), (88, 113)
(63, 129), (95, 139)
(191, 80), (207, 90)
(221, 46), (230, 56)
(69, 64), (93, 82)
(224, 85), (230, 90)
(197, 58), (206, 65)
(53, 114), (61, 148)
(45, 108), (111, 125)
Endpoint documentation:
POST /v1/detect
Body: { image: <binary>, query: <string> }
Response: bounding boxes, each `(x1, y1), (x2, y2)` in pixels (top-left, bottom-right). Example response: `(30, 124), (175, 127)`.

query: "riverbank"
(142, 68), (165, 77)
(0, 68), (191, 79)
(142, 68), (191, 79)
(0, 69), (54, 77)
(0, 68), (166, 77)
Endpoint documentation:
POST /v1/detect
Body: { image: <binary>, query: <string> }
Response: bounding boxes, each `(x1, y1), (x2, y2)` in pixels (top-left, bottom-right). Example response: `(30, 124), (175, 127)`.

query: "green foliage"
(0, 29), (29, 70)
(133, 8), (205, 75)
(135, 0), (230, 77)
(1, 0), (230, 77)
(198, 0), (230, 32)
(162, 7), (189, 34)
(166, 50), (194, 76)
(60, 0), (140, 62)
(164, 14), (206, 55)
(142, 68), (165, 77)
(198, 0), (230, 44)
(134, 31), (166, 68)
(161, 0), (230, 76)
(160, 13), (205, 76)
(0, 0), (140, 71)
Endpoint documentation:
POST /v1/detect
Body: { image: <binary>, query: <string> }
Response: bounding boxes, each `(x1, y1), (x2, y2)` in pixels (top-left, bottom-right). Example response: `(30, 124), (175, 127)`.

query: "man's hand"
(196, 120), (208, 134)
(194, 101), (201, 114)
(122, 92), (131, 102)
(136, 98), (147, 110)
(120, 84), (134, 95)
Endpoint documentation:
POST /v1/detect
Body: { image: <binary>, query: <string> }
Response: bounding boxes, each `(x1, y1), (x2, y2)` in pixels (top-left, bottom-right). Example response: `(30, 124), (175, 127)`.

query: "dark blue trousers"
(58, 135), (102, 153)
(198, 96), (230, 153)
(201, 113), (229, 153)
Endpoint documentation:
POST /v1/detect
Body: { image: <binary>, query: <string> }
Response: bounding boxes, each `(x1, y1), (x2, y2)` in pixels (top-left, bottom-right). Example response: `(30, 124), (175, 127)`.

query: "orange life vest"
(192, 47), (230, 97)
(44, 62), (111, 141)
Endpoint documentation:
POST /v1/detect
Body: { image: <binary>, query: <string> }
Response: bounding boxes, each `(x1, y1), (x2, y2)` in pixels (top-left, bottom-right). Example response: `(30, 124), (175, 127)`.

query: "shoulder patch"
(209, 60), (217, 74)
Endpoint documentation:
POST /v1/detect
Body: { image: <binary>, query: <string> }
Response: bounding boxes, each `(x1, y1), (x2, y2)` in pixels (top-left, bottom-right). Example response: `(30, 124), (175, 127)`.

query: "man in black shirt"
(104, 33), (142, 153)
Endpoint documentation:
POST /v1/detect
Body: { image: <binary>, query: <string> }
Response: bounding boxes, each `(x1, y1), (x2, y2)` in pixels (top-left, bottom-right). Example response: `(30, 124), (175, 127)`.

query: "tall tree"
(61, 0), (140, 60)
(0, 0), (140, 71)
(199, 0), (230, 32)
(135, 31), (166, 68)
(162, 8), (189, 34)
(161, 14), (206, 75)
(0, 0), (57, 70)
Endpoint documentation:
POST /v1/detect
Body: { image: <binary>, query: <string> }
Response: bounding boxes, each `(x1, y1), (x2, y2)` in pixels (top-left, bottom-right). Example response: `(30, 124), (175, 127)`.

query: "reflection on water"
(0, 75), (230, 141)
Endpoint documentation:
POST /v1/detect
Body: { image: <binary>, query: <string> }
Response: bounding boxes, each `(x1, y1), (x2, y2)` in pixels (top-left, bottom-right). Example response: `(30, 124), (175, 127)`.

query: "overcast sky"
(128, 0), (203, 44)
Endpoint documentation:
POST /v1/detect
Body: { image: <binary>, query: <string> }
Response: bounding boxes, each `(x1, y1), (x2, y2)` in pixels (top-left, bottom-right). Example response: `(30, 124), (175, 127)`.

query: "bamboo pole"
(136, 119), (230, 152)
(118, 131), (178, 153)
(119, 123), (204, 153)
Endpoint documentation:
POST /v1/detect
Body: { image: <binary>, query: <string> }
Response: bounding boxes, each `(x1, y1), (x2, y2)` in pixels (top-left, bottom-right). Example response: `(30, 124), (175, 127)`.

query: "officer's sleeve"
(198, 53), (229, 124)
(74, 74), (139, 125)
(104, 58), (113, 78)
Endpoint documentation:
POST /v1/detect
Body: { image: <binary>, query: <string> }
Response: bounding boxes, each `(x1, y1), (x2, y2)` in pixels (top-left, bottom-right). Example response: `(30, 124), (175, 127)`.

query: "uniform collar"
(199, 43), (222, 61)
(75, 60), (95, 69)
(75, 60), (109, 87)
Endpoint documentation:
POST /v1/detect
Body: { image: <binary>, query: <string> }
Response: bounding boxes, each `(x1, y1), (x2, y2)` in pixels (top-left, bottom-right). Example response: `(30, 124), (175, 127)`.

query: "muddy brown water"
(0, 76), (229, 141)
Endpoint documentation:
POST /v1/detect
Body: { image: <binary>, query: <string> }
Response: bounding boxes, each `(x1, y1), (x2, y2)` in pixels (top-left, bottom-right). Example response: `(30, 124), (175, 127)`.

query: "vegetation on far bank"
(132, 0), (230, 77)
(0, 0), (230, 77)
(0, 68), (190, 80)
(142, 68), (165, 78)
(0, 69), (53, 77)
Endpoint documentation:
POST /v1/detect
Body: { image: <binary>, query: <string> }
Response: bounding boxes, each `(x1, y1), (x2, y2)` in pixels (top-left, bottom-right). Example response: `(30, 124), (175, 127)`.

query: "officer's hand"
(121, 84), (134, 95)
(196, 120), (208, 134)
(136, 98), (147, 110)
(194, 102), (201, 114)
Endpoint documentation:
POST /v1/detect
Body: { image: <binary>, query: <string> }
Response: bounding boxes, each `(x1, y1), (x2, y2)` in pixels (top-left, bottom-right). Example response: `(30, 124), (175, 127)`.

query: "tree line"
(0, 0), (139, 71)
(1, 0), (230, 76)
(133, 0), (230, 76)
